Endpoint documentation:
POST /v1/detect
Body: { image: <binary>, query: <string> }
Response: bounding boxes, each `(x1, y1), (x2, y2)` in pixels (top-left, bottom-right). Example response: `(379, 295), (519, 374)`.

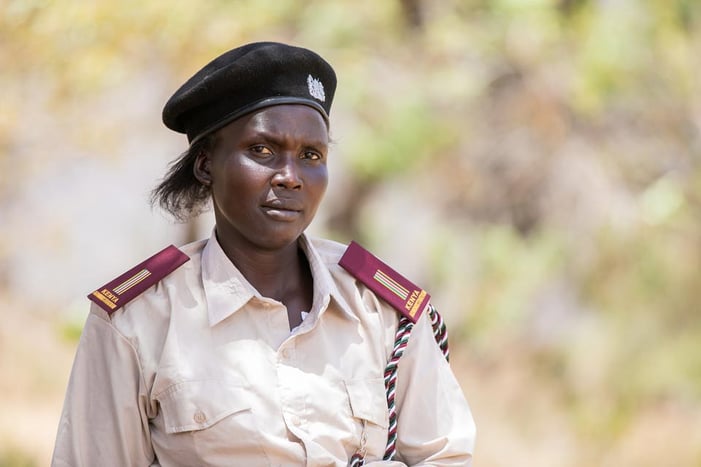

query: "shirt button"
(281, 348), (291, 359)
(290, 415), (301, 426)
(193, 410), (207, 424)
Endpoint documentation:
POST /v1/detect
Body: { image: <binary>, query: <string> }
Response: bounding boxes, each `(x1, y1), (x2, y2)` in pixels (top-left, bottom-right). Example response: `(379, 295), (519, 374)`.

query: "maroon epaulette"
(88, 245), (190, 316)
(339, 241), (431, 324)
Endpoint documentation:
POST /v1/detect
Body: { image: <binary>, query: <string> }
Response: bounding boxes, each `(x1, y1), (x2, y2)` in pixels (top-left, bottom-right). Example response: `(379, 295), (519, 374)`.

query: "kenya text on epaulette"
(339, 241), (430, 323)
(88, 245), (190, 315)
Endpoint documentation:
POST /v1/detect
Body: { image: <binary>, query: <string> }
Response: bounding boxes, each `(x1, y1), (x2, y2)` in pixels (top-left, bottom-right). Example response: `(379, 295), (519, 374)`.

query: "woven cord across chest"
(349, 304), (450, 466)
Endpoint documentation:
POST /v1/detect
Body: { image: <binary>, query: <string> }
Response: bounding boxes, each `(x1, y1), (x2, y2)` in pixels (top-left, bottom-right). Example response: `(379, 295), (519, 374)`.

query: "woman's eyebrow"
(249, 129), (329, 148)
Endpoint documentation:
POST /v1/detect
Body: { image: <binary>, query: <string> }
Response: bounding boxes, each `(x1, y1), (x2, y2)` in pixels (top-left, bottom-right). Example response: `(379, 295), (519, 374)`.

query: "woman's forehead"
(222, 104), (329, 140)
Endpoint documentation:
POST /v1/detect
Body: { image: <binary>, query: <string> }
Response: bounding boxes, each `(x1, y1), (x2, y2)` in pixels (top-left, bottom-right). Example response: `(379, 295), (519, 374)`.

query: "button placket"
(278, 338), (296, 363)
(277, 361), (307, 437)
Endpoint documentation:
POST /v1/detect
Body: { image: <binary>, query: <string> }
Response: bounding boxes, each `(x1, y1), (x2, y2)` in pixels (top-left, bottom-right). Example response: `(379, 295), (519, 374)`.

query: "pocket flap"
(345, 377), (389, 429)
(158, 380), (251, 434)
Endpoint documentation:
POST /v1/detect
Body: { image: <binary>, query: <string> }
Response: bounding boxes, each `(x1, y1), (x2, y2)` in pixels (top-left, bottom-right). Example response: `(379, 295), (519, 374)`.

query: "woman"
(53, 42), (475, 466)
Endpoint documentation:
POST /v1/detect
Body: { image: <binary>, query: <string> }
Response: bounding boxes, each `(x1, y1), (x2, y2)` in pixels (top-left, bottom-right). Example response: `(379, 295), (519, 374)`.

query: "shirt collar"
(297, 234), (356, 322)
(201, 230), (259, 326)
(202, 230), (356, 327)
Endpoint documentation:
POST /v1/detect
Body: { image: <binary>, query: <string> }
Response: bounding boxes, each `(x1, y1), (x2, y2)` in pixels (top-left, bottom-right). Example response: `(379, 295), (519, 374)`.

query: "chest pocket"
(345, 377), (389, 458)
(158, 379), (252, 434)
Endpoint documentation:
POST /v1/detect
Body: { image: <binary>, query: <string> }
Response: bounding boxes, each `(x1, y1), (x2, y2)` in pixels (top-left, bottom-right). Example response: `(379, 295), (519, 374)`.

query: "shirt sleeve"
(52, 304), (155, 467)
(392, 309), (477, 466)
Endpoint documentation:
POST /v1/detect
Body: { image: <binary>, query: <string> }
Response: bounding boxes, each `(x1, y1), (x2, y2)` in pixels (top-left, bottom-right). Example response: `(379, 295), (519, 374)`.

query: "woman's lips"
(261, 199), (303, 221)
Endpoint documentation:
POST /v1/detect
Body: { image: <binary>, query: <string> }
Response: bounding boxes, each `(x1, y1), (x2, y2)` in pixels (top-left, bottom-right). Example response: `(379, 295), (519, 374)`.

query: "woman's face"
(198, 104), (329, 252)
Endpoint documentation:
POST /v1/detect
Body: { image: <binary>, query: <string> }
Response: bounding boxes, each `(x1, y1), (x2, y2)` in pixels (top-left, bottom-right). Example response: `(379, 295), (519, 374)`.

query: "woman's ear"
(193, 150), (213, 186)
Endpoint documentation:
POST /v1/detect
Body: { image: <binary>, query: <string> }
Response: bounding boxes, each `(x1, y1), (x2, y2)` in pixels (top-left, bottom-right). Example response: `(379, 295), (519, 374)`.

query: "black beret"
(162, 42), (337, 144)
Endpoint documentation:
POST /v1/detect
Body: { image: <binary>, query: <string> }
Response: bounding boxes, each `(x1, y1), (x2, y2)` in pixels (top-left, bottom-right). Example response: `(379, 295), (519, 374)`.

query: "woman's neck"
(215, 231), (310, 303)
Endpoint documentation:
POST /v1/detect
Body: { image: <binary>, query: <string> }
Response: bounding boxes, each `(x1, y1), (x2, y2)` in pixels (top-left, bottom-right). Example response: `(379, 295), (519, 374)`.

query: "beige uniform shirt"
(53, 233), (475, 466)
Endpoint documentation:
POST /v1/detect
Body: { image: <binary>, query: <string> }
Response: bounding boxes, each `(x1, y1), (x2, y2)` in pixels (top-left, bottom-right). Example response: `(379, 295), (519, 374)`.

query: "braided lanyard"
(349, 304), (449, 466)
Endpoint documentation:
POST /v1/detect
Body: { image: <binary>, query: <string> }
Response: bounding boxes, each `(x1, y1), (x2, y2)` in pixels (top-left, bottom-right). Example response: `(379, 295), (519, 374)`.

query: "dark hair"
(151, 134), (216, 222)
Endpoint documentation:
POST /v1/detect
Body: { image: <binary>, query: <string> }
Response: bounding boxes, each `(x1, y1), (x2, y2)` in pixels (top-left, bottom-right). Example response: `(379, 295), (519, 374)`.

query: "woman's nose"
(271, 156), (302, 189)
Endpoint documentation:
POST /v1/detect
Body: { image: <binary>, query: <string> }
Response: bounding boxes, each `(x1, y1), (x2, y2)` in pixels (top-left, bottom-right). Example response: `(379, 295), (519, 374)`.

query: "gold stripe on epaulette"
(373, 269), (410, 300)
(113, 269), (152, 295)
(408, 290), (427, 317)
(92, 290), (117, 310)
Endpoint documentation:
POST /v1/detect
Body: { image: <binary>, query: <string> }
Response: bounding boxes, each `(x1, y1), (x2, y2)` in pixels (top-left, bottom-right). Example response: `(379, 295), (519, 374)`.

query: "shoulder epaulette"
(88, 245), (190, 316)
(339, 241), (430, 323)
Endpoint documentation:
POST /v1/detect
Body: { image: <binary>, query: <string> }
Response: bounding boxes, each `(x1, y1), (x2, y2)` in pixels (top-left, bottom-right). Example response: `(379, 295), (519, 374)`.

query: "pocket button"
(193, 410), (207, 424)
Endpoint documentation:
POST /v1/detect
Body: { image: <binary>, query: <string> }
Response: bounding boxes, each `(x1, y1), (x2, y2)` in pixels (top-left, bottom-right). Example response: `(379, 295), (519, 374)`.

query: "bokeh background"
(2, 0), (701, 465)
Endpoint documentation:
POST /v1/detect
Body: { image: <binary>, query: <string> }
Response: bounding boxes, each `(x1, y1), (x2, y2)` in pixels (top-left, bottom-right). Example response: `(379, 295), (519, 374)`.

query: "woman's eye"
(302, 151), (322, 160)
(251, 145), (272, 155)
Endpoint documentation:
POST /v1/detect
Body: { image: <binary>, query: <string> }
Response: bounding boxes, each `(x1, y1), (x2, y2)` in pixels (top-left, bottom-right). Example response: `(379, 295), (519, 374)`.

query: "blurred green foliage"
(0, 447), (36, 467)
